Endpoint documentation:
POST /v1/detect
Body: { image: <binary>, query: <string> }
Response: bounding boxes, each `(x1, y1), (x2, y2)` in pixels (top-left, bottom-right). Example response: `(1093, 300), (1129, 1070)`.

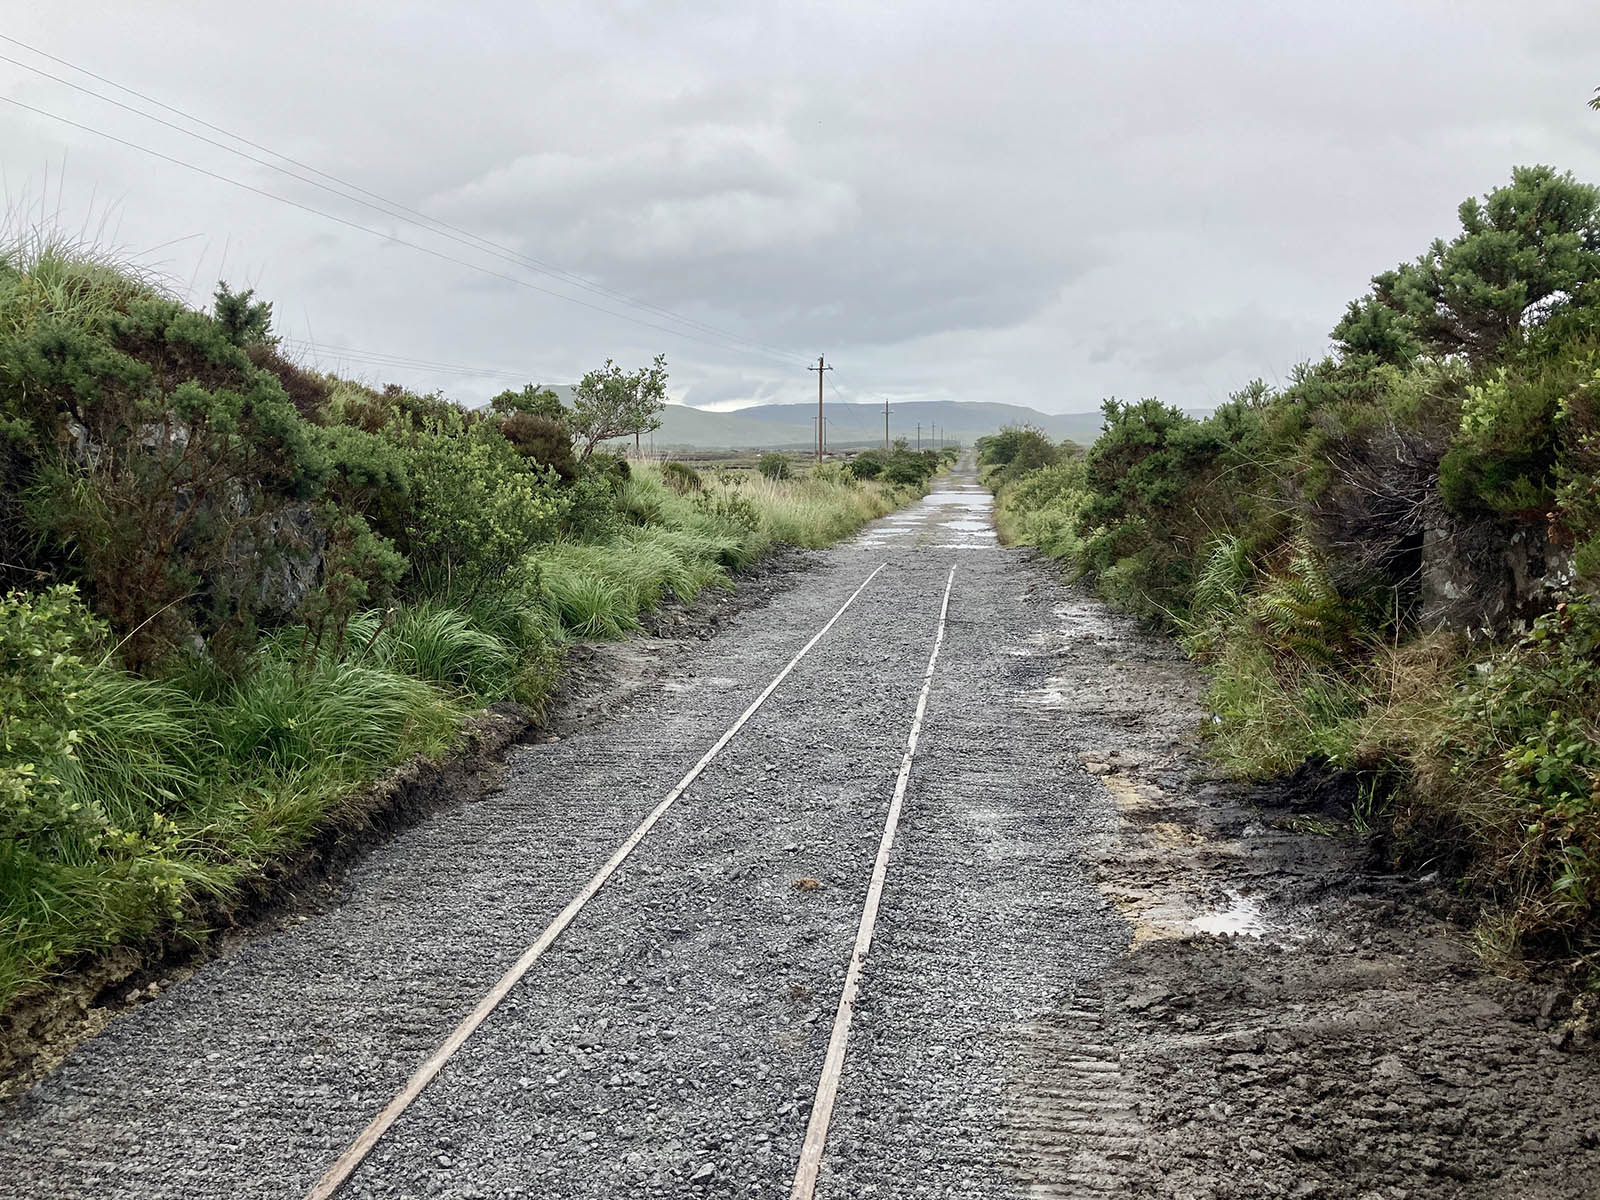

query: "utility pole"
(917, 422), (921, 450)
(883, 397), (890, 450)
(807, 355), (831, 463)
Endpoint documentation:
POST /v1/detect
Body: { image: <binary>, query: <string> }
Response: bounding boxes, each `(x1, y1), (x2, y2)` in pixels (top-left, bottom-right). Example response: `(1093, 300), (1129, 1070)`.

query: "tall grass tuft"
(0, 225), (161, 338)
(373, 604), (520, 701)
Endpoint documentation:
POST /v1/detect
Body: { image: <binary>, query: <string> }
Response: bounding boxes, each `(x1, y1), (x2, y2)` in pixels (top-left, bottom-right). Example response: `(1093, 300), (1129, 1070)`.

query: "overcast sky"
(5, 1), (1599, 414)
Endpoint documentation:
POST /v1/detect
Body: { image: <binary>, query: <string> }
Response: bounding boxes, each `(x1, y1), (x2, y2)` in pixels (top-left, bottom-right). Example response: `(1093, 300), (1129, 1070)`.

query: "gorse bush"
(0, 237), (925, 1014)
(977, 425), (1066, 490)
(660, 460), (702, 493)
(991, 163), (1600, 962)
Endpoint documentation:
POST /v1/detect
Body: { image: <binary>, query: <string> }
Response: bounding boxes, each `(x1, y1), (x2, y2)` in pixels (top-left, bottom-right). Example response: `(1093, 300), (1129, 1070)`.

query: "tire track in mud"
(999, 1001), (1144, 1198)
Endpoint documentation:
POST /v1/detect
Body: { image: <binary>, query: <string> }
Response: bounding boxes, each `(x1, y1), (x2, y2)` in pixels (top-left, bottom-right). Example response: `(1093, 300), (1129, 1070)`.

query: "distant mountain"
(605, 400), (1107, 452)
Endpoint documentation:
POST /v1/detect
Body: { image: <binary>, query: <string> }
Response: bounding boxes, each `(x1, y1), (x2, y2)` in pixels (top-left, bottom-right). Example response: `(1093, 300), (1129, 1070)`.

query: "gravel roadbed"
(5, 463), (1599, 1200)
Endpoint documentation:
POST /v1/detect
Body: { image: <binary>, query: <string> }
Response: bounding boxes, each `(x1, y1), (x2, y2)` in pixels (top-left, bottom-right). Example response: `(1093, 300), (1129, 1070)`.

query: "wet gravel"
(5, 461), (1600, 1200)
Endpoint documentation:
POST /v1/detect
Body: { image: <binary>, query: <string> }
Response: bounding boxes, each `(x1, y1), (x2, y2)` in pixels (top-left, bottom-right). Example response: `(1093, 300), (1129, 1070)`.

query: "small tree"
(490, 383), (567, 421)
(757, 452), (791, 480)
(1335, 166), (1600, 362)
(570, 355), (668, 460)
(212, 281), (276, 348)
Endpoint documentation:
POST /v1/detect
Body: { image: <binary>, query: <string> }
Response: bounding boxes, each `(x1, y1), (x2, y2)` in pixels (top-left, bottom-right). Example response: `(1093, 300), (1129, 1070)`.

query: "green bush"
(882, 445), (940, 487)
(394, 410), (567, 593)
(1415, 601), (1600, 945)
(500, 411), (577, 482)
(7, 296), (324, 667)
(758, 452), (791, 480)
(661, 460), (702, 493)
(0, 585), (109, 847)
(848, 450), (884, 479)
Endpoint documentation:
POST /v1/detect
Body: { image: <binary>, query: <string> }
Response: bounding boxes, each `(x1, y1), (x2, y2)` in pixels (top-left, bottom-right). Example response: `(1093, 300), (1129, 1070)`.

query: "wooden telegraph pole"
(916, 422), (921, 450)
(883, 397), (890, 450)
(808, 356), (831, 463)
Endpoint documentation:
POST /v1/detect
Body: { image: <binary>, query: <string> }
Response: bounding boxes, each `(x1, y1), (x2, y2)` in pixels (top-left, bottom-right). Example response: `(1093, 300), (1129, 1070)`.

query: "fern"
(1248, 538), (1364, 663)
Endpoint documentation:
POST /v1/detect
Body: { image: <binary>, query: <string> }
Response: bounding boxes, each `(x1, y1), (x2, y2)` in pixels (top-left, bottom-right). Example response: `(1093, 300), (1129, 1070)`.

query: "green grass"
(0, 455), (923, 1015)
(0, 225), (161, 338)
(627, 460), (908, 553)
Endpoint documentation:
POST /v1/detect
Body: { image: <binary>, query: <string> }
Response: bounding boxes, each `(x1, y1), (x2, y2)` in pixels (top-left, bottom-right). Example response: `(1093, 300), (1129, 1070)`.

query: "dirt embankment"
(0, 548), (817, 1105)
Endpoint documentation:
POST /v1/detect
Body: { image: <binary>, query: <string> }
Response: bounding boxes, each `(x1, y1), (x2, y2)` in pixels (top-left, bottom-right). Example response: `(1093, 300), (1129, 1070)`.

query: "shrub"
(758, 452), (791, 480)
(882, 446), (939, 487)
(0, 585), (108, 848)
(994, 459), (1089, 559)
(977, 425), (1056, 469)
(489, 383), (567, 421)
(848, 450), (884, 480)
(394, 411), (567, 594)
(1412, 601), (1600, 946)
(8, 296), (324, 668)
(661, 460), (703, 493)
(212, 281), (275, 348)
(500, 411), (577, 482)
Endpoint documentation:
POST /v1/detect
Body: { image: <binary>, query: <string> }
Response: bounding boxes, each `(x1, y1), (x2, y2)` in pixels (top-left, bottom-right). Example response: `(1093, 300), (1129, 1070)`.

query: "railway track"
(2, 468), (1140, 1199)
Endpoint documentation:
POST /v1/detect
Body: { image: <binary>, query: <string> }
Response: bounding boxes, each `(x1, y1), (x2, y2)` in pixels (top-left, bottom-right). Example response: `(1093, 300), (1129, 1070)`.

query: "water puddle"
(1190, 891), (1267, 938)
(854, 483), (997, 549)
(1024, 684), (1069, 706)
(661, 676), (738, 693)
(924, 489), (992, 510)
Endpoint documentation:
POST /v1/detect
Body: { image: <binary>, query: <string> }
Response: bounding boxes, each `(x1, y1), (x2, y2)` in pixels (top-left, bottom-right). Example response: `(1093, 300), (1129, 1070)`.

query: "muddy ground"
(1064, 570), (1600, 1199)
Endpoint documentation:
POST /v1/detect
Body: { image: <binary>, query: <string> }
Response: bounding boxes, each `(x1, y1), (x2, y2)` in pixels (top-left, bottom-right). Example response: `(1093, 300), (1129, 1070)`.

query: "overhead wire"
(277, 338), (564, 385)
(0, 35), (806, 366)
(0, 97), (810, 370)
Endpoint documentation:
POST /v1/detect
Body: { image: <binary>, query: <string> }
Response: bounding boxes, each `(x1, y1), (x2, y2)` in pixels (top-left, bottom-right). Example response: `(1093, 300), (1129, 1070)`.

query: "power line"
(0, 35), (804, 366)
(277, 337), (564, 385)
(0, 96), (809, 369)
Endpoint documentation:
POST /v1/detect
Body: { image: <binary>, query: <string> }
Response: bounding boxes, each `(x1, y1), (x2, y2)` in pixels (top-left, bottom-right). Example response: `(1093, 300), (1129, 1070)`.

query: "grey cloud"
(4, 0), (1599, 415)
(1090, 310), (1331, 377)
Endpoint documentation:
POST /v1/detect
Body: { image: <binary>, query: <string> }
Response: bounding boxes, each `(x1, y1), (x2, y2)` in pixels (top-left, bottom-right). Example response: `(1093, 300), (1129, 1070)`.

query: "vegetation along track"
(5, 458), (1600, 1198)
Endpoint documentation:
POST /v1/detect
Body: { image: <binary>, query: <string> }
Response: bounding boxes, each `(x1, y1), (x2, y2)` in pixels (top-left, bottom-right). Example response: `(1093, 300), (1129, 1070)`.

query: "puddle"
(924, 490), (992, 509)
(1024, 685), (1068, 706)
(661, 676), (738, 693)
(1190, 892), (1267, 938)
(854, 486), (998, 549)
